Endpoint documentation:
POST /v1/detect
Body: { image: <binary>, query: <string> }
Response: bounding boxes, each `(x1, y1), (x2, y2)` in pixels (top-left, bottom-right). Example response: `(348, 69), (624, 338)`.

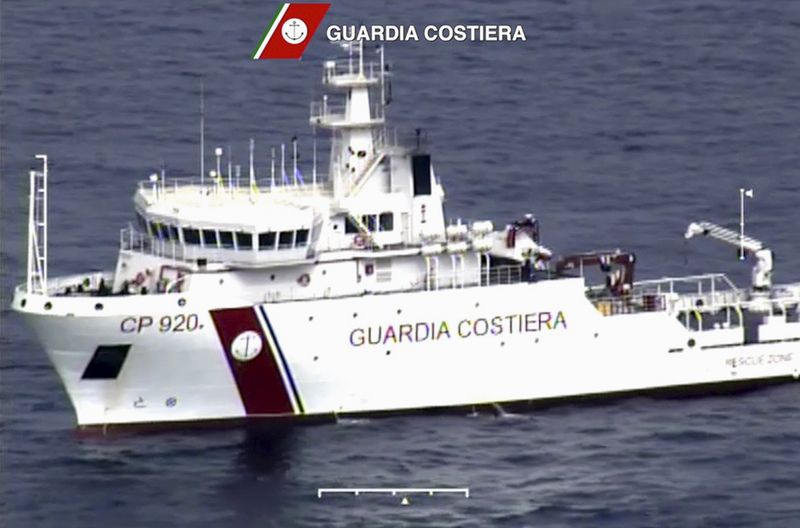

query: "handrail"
(137, 176), (333, 201)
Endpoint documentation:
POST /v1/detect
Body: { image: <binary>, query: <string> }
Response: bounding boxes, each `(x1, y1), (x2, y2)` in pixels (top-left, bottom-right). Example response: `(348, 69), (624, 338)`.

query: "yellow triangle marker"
(400, 496), (410, 506)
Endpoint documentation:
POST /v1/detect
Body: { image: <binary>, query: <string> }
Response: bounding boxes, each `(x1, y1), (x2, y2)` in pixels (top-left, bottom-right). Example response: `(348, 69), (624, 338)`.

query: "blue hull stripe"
(258, 305), (305, 414)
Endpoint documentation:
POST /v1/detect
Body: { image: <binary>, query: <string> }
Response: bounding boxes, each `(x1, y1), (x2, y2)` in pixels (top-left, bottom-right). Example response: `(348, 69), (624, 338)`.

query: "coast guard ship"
(11, 44), (800, 429)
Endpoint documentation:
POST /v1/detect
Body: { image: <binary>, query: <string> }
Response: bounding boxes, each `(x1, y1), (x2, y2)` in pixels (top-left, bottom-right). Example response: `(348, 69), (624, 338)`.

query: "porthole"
(397, 308), (402, 315)
(178, 298), (186, 307)
(20, 299), (26, 308)
(593, 332), (599, 338)
(688, 338), (696, 348)
(308, 316), (314, 322)
(44, 302), (52, 311)
(353, 312), (358, 318)
(94, 303), (104, 311)
(385, 350), (391, 356)
(218, 279), (224, 285)
(270, 274), (276, 281)
(313, 356), (319, 361)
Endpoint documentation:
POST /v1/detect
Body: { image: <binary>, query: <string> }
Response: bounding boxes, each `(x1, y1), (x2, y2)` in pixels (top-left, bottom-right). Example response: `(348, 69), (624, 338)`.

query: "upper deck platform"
(134, 177), (332, 226)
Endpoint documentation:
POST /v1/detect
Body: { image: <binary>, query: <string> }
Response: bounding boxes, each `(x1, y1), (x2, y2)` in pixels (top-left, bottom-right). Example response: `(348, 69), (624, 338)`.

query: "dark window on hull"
(345, 217), (359, 234)
(379, 212), (394, 231)
(82, 345), (131, 380)
(363, 215), (377, 232)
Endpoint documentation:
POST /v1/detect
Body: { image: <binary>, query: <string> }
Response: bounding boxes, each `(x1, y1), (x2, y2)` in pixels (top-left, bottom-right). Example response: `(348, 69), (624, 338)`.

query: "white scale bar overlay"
(317, 488), (469, 499)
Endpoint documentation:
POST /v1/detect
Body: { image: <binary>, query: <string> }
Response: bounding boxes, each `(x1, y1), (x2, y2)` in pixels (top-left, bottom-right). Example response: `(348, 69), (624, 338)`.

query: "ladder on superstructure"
(27, 155), (48, 294)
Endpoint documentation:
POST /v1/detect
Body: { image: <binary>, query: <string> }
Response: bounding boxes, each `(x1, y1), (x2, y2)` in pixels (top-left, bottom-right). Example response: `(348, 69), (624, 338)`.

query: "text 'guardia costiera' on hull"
(349, 311), (567, 347)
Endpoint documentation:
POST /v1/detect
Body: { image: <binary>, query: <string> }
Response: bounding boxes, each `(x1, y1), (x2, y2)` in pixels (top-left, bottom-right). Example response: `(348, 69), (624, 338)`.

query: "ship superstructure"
(11, 45), (800, 429)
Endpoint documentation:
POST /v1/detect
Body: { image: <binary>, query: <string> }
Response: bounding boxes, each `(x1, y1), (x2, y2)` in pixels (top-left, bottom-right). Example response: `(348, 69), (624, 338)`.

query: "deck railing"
(137, 176), (333, 202)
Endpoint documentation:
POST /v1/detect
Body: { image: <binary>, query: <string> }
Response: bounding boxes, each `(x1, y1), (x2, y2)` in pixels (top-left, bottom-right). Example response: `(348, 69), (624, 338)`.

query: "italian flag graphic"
(252, 3), (331, 60)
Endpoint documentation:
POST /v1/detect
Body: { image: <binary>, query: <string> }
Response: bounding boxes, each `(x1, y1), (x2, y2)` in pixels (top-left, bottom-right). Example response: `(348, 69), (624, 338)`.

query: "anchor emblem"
(282, 18), (308, 45)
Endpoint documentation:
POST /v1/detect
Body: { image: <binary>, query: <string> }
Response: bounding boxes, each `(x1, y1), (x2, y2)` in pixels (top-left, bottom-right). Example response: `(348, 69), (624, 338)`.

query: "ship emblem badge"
(282, 18), (308, 45)
(231, 331), (263, 362)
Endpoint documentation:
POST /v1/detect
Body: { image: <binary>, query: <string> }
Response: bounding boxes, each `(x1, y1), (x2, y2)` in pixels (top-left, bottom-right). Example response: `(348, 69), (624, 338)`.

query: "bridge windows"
(296, 229), (309, 247)
(219, 231), (235, 249)
(259, 232), (276, 250)
(183, 228), (201, 245)
(278, 231), (294, 249)
(149, 221), (160, 239)
(236, 232), (252, 250)
(137, 218), (310, 254)
(202, 229), (218, 248)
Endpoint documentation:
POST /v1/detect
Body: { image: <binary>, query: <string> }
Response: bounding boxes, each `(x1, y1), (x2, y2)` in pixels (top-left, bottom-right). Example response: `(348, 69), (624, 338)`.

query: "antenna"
(200, 83), (205, 184)
(348, 41), (353, 74)
(227, 144), (232, 191)
(312, 129), (317, 189)
(281, 143), (286, 185)
(292, 136), (298, 186)
(271, 147), (276, 189)
(249, 138), (255, 187)
(378, 45), (385, 117)
(214, 147), (222, 188)
(358, 39), (364, 77)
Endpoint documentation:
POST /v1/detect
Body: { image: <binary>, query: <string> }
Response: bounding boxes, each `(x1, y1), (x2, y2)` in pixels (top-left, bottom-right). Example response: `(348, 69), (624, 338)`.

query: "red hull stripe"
(255, 3), (330, 60)
(210, 307), (294, 415)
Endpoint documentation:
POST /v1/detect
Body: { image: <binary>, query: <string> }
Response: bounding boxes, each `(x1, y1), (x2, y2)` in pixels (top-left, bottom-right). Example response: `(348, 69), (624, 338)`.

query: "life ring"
(134, 272), (146, 286)
(353, 235), (366, 248)
(297, 273), (311, 287)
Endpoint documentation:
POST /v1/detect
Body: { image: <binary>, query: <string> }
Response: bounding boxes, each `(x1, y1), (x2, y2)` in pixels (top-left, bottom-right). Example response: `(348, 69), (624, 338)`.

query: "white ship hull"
(14, 276), (800, 428)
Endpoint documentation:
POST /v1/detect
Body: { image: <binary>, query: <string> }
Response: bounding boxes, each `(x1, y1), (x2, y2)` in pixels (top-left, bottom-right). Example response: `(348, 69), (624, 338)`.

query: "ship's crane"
(684, 221), (773, 291)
